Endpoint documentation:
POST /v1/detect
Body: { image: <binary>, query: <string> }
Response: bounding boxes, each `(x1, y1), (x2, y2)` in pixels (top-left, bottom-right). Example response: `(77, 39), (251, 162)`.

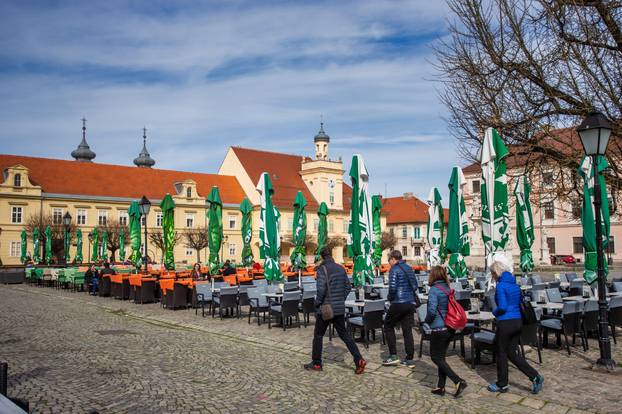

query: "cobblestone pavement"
(1, 285), (619, 413)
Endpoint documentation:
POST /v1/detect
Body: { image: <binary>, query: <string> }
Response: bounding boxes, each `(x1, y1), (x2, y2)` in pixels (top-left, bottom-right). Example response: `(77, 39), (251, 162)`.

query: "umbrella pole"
(298, 269), (301, 289)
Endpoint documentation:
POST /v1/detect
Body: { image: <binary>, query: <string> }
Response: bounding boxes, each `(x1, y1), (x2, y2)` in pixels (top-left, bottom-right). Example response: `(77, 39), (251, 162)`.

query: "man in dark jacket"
(382, 250), (419, 367)
(304, 247), (366, 374)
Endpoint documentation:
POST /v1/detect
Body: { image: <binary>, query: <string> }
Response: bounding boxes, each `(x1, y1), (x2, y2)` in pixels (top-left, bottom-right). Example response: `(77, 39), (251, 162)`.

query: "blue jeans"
(91, 278), (99, 295)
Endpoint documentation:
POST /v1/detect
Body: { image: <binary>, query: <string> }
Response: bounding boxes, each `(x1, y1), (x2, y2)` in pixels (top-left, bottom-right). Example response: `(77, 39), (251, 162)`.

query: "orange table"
(160, 278), (193, 294)
(129, 275), (156, 287)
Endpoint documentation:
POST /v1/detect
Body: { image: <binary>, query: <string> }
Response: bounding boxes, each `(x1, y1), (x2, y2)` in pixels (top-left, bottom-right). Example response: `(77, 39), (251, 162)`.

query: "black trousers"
(383, 303), (416, 359)
(495, 319), (539, 387)
(312, 315), (362, 365)
(430, 329), (462, 388)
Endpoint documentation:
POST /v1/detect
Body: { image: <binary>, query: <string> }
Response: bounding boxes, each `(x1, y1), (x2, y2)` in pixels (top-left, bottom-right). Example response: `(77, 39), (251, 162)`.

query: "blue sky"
(0, 0), (461, 201)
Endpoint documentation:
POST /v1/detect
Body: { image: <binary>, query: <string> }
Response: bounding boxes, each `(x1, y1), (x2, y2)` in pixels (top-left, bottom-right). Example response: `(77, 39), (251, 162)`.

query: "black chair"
(269, 291), (302, 330)
(539, 301), (583, 355)
(569, 280), (585, 297)
(470, 328), (496, 368)
(301, 289), (316, 327)
(237, 285), (250, 315)
(455, 289), (471, 311)
(611, 282), (622, 292)
(415, 306), (431, 358)
(566, 273), (578, 282)
(347, 299), (385, 349)
(99, 276), (111, 297)
(247, 287), (270, 325)
(195, 283), (213, 317)
(283, 281), (299, 292)
(212, 286), (239, 318)
(608, 296), (622, 344)
(519, 301), (542, 363)
(581, 299), (599, 350)
(166, 283), (189, 310)
(545, 288), (563, 304)
(529, 274), (543, 285)
(135, 280), (156, 304)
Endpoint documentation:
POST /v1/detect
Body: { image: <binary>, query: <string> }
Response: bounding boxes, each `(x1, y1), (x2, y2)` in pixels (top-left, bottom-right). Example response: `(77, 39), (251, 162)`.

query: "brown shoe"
(355, 358), (367, 374)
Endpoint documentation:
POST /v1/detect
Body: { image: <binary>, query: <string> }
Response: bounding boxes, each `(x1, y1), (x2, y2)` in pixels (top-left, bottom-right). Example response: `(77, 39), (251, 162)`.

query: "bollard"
(0, 361), (7, 397)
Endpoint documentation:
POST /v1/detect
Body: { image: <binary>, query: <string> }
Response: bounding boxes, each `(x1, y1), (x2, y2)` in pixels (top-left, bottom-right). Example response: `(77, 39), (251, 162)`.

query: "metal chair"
(301, 289), (316, 327)
(195, 283), (213, 317)
(529, 274), (543, 285)
(545, 288), (563, 304)
(569, 280), (585, 297)
(346, 299), (385, 349)
(284, 281), (299, 292)
(415, 306), (432, 358)
(581, 299), (599, 350)
(566, 273), (578, 282)
(539, 301), (583, 355)
(611, 282), (622, 292)
(247, 287), (270, 325)
(212, 286), (239, 319)
(608, 296), (622, 344)
(269, 291), (302, 330)
(252, 279), (268, 287)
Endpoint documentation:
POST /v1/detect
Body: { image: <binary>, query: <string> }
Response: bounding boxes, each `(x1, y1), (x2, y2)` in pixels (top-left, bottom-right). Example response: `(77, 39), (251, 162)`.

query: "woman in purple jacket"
(488, 256), (543, 394)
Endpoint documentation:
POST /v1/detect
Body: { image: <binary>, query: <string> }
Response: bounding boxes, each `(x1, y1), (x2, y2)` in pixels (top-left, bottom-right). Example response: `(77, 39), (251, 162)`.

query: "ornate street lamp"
(577, 111), (615, 371)
(138, 195), (151, 274)
(63, 212), (71, 265)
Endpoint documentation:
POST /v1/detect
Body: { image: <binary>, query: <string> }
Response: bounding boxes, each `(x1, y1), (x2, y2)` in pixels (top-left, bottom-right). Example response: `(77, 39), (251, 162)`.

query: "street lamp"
(63, 212), (71, 265)
(577, 111), (615, 371)
(221, 234), (229, 263)
(138, 195), (151, 274)
(88, 231), (93, 264)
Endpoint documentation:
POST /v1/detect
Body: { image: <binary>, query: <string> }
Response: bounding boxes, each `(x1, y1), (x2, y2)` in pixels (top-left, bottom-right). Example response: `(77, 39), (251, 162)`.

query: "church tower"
(314, 122), (330, 160)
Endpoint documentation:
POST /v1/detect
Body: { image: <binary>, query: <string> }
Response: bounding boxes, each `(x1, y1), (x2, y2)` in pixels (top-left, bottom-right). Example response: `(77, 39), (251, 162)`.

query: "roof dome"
(314, 122), (330, 143)
(71, 118), (96, 162)
(133, 128), (156, 168)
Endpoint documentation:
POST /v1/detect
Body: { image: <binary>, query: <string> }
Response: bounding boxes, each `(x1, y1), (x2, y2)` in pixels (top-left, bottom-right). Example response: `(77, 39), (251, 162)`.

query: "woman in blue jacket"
(488, 257), (544, 394)
(425, 266), (467, 398)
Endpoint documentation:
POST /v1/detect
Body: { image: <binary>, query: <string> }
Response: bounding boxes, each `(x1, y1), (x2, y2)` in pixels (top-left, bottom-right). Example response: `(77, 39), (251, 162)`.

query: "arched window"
(13, 173), (21, 187)
(186, 187), (192, 198)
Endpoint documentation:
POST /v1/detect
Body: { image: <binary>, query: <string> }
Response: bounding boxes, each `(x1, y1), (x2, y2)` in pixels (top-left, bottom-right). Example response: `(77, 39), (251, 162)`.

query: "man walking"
(382, 250), (419, 367)
(304, 247), (367, 374)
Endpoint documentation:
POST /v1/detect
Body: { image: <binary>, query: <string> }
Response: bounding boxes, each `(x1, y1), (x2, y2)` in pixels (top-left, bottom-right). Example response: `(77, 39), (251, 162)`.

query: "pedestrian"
(425, 266), (468, 397)
(85, 264), (99, 295)
(382, 250), (419, 368)
(487, 254), (544, 394)
(304, 246), (367, 374)
(190, 263), (202, 279)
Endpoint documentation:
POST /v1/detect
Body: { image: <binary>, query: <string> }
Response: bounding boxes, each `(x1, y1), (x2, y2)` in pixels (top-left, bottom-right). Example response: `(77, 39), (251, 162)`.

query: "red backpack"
(436, 285), (467, 331)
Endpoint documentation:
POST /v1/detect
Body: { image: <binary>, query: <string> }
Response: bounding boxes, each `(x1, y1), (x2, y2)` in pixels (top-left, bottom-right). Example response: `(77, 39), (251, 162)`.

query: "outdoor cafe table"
(466, 311), (495, 326)
(532, 302), (564, 311)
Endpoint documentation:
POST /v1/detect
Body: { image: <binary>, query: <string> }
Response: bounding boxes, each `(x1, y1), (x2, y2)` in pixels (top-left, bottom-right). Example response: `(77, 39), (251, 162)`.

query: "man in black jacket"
(304, 247), (366, 374)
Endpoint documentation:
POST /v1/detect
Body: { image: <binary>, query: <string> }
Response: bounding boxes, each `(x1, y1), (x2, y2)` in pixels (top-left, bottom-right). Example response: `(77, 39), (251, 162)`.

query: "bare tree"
(380, 231), (397, 251)
(284, 233), (318, 255)
(24, 213), (76, 263)
(435, 0), (622, 211)
(98, 219), (129, 262)
(149, 229), (182, 262)
(183, 226), (209, 264)
(325, 236), (346, 251)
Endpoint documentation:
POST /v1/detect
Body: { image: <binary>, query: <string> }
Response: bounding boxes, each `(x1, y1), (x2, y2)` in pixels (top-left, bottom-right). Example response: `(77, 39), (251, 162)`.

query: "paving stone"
(521, 397), (546, 410)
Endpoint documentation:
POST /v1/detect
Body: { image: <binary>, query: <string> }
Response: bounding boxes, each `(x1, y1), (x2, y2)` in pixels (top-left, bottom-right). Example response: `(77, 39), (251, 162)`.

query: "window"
(414, 246), (421, 256)
(9, 241), (20, 257)
(314, 219), (319, 232)
(543, 201), (555, 220)
(401, 246), (408, 256)
(542, 171), (554, 186)
(53, 208), (63, 224)
(229, 243), (236, 256)
(228, 215), (237, 230)
(186, 187), (192, 198)
(413, 226), (420, 239)
(13, 173), (21, 187)
(287, 218), (294, 231)
(185, 247), (194, 257)
(343, 220), (348, 233)
(141, 216), (146, 226)
(11, 206), (23, 224)
(390, 227), (394, 235)
(77, 209), (87, 225)
(329, 191), (335, 205)
(607, 236), (615, 254)
(401, 225), (408, 239)
(98, 210), (108, 226)
(547, 237), (556, 254)
(156, 212), (163, 227)
(329, 220), (334, 233)
(573, 237), (583, 254)
(186, 214), (195, 228)
(118, 211), (128, 226)
(472, 180), (480, 194)
(571, 201), (581, 220)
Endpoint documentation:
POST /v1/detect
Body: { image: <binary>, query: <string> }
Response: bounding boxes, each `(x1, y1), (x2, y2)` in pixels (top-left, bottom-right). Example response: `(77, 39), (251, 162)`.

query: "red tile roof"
(0, 154), (246, 204)
(231, 147), (352, 210)
(382, 194), (448, 224)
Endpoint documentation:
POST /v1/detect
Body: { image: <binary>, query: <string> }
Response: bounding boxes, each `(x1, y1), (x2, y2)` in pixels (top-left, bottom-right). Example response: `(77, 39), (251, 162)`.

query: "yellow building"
(0, 122), (385, 266)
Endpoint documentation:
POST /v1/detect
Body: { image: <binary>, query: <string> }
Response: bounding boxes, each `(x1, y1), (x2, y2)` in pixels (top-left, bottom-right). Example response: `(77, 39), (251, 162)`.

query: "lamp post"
(88, 232), (93, 264)
(221, 234), (229, 263)
(138, 195), (151, 275)
(63, 212), (71, 265)
(577, 111), (616, 371)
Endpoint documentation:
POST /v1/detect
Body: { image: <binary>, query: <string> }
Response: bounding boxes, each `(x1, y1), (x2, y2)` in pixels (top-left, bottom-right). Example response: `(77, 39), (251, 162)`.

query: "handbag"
(519, 292), (537, 325)
(319, 266), (334, 321)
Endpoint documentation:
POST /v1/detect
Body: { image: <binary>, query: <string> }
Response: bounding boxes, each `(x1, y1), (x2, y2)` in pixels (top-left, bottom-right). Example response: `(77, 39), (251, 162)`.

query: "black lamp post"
(221, 234), (229, 264)
(139, 195), (151, 274)
(577, 111), (616, 371)
(88, 232), (93, 264)
(63, 212), (72, 265)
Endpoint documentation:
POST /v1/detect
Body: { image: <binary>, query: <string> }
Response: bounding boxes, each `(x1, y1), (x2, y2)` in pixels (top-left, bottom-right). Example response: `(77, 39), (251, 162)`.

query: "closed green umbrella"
(91, 227), (99, 262)
(347, 154), (375, 287)
(481, 127), (510, 266)
(446, 166), (470, 279)
(101, 230), (108, 262)
(207, 187), (223, 273)
(128, 201), (142, 267)
(371, 195), (383, 269)
(44, 225), (52, 265)
(290, 191), (308, 271)
(240, 198), (254, 267)
(119, 229), (126, 262)
(579, 156), (611, 284)
(256, 172), (282, 282)
(63, 228), (71, 263)
(514, 176), (535, 273)
(160, 194), (176, 270)
(33, 228), (41, 263)
(314, 202), (329, 263)
(426, 187), (444, 266)
(75, 229), (83, 263)
(20, 230), (27, 264)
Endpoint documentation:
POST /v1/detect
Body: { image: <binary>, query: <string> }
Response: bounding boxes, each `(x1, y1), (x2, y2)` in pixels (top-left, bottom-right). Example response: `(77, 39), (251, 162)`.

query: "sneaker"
(487, 383), (509, 393)
(531, 375), (544, 394)
(355, 358), (367, 374)
(454, 380), (468, 398)
(303, 362), (322, 371)
(382, 355), (400, 366)
(400, 359), (416, 369)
